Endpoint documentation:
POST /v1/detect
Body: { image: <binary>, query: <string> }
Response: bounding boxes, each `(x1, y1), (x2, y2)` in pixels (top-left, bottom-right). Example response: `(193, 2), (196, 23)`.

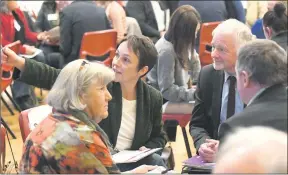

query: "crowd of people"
(1, 0), (287, 174)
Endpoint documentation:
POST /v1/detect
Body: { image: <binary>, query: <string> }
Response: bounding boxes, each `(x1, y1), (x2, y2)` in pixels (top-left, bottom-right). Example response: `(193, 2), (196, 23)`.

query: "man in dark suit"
(218, 39), (287, 140)
(59, 0), (111, 64)
(189, 19), (254, 162)
(126, 1), (164, 43)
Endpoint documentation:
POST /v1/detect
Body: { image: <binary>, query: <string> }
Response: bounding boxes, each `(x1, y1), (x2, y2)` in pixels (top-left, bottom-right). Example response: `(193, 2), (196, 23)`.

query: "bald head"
(214, 126), (287, 173)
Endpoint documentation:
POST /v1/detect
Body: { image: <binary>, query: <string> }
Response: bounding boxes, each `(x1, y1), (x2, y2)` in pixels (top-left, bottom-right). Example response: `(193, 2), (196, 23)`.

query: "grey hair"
(0, 1), (9, 14)
(47, 59), (115, 112)
(215, 126), (287, 173)
(212, 19), (256, 48)
(236, 39), (287, 87)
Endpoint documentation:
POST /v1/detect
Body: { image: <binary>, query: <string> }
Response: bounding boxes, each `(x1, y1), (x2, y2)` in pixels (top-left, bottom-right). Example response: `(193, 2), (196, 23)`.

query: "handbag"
(161, 144), (175, 170)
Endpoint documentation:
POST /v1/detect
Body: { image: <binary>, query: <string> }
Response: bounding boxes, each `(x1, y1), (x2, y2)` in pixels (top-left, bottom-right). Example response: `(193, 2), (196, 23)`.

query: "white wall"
(17, 1), (44, 14)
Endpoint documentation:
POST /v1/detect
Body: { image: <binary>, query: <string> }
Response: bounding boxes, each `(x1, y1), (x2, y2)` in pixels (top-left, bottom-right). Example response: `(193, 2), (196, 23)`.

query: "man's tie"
(227, 76), (236, 119)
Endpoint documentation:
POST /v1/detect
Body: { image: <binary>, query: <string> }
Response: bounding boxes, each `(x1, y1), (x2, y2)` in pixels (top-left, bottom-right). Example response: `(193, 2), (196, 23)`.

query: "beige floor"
(1, 88), (196, 173)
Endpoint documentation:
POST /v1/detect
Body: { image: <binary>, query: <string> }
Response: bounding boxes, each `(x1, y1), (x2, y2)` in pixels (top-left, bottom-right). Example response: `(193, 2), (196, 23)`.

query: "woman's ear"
(79, 93), (87, 105)
(138, 66), (149, 77)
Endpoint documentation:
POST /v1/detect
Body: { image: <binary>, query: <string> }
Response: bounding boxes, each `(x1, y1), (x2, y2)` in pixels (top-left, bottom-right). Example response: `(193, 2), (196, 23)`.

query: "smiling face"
(211, 32), (238, 74)
(81, 80), (112, 123)
(112, 41), (147, 83)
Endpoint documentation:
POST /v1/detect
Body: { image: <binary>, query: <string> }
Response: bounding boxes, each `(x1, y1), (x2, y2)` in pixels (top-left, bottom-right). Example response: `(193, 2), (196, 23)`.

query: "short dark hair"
(123, 35), (158, 76)
(263, 2), (287, 33)
(165, 5), (201, 70)
(237, 39), (287, 86)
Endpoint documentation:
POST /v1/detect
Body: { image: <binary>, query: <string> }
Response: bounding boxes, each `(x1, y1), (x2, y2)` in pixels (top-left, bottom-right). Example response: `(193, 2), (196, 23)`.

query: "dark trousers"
(116, 153), (167, 172)
(11, 53), (45, 110)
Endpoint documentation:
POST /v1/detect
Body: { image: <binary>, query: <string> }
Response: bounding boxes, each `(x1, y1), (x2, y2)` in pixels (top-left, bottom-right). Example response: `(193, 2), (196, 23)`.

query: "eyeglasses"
(79, 60), (89, 71)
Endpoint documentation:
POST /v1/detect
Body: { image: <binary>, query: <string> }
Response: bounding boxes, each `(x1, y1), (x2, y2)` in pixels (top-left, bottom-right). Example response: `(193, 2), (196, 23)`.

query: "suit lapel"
(211, 70), (224, 138)
(110, 82), (123, 146)
(131, 80), (148, 150)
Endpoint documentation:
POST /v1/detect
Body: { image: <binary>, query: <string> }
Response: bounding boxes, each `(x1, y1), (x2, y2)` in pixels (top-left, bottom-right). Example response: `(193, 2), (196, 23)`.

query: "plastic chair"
(162, 114), (192, 158)
(0, 125), (6, 174)
(198, 21), (221, 67)
(18, 105), (52, 142)
(79, 29), (117, 67)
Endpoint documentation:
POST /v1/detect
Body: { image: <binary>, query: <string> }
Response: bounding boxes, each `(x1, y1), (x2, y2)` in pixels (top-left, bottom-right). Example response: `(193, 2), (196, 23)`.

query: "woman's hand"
(1, 47), (26, 71)
(130, 165), (157, 174)
(37, 31), (48, 41)
(23, 44), (36, 55)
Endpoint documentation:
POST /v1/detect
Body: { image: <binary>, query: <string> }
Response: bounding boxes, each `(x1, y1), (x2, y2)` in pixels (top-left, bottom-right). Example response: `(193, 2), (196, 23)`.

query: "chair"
(18, 105), (52, 142)
(79, 29), (117, 67)
(1, 41), (22, 114)
(0, 125), (6, 174)
(162, 114), (192, 158)
(198, 21), (221, 67)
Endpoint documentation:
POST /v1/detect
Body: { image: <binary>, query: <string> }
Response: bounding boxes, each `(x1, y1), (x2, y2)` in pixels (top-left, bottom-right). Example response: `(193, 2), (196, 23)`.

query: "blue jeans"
(116, 153), (167, 172)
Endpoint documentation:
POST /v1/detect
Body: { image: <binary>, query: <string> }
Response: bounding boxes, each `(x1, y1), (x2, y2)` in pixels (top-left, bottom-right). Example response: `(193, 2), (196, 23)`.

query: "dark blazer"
(100, 80), (167, 150)
(219, 84), (288, 141)
(59, 1), (111, 64)
(271, 30), (288, 52)
(36, 1), (58, 32)
(189, 65), (224, 151)
(126, 1), (160, 39)
(13, 58), (167, 150)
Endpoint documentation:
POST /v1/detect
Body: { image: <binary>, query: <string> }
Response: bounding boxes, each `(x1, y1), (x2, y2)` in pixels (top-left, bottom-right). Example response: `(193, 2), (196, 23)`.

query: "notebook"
(112, 148), (162, 164)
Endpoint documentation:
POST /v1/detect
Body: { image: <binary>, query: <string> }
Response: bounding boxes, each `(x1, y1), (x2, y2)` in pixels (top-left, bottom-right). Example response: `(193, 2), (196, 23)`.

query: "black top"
(12, 10), (26, 44)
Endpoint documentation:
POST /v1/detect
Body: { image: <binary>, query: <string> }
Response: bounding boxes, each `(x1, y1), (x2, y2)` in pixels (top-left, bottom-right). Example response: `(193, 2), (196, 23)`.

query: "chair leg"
(4, 90), (21, 112)
(181, 127), (192, 158)
(1, 96), (15, 116)
(40, 89), (43, 97)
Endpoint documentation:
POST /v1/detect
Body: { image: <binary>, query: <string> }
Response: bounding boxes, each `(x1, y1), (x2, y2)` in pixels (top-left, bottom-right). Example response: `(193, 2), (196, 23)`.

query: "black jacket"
(189, 65), (224, 151)
(271, 30), (288, 52)
(36, 1), (58, 32)
(126, 1), (160, 39)
(59, 1), (111, 64)
(219, 84), (287, 141)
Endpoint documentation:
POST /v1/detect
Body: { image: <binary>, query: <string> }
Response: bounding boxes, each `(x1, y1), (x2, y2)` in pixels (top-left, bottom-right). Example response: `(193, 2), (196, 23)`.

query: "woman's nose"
(106, 89), (112, 101)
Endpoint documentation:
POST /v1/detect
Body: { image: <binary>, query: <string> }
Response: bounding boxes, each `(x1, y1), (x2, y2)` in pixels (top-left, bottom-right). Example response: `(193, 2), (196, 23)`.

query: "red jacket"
(1, 8), (38, 54)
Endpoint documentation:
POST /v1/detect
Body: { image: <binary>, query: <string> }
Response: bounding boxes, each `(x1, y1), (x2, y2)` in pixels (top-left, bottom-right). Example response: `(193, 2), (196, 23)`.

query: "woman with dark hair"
(263, 2), (287, 51)
(147, 5), (201, 141)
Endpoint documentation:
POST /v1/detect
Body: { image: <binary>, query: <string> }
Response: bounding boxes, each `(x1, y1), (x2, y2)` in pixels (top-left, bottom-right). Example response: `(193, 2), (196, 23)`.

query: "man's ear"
(264, 27), (272, 38)
(138, 66), (149, 77)
(242, 71), (250, 88)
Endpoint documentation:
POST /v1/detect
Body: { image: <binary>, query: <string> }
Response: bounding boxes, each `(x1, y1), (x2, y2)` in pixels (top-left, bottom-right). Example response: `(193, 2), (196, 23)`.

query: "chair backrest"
(0, 125), (6, 174)
(79, 29), (117, 67)
(198, 21), (221, 67)
(1, 41), (21, 92)
(18, 105), (52, 142)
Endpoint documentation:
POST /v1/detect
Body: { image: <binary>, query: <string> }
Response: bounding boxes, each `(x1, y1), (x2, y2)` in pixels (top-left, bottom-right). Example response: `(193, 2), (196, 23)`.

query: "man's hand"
(130, 165), (157, 173)
(198, 139), (219, 162)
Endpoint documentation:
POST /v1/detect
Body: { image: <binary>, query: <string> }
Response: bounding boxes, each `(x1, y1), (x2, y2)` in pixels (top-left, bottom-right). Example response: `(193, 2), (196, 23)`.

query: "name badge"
(47, 13), (58, 21)
(14, 20), (21, 31)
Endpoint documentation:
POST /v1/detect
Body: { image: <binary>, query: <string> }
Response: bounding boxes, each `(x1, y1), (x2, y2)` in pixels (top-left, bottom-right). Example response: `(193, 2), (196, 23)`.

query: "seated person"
(36, 0), (72, 54)
(189, 19), (254, 163)
(1, 0), (48, 110)
(96, 1), (127, 44)
(147, 5), (201, 141)
(9, 58), (158, 173)
(214, 126), (287, 173)
(218, 39), (287, 140)
(3, 35), (168, 172)
(126, 1), (165, 43)
(58, 1), (111, 65)
(263, 2), (287, 51)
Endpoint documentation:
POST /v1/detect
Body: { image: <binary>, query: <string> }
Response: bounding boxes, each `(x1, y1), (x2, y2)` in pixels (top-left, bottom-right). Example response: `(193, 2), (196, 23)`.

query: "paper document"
(182, 156), (215, 169)
(112, 148), (162, 164)
(19, 48), (42, 59)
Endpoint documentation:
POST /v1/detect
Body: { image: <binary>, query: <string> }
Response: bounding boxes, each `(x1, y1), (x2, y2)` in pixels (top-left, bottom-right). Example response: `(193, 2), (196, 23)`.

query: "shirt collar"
(247, 88), (267, 106)
(224, 71), (236, 82)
